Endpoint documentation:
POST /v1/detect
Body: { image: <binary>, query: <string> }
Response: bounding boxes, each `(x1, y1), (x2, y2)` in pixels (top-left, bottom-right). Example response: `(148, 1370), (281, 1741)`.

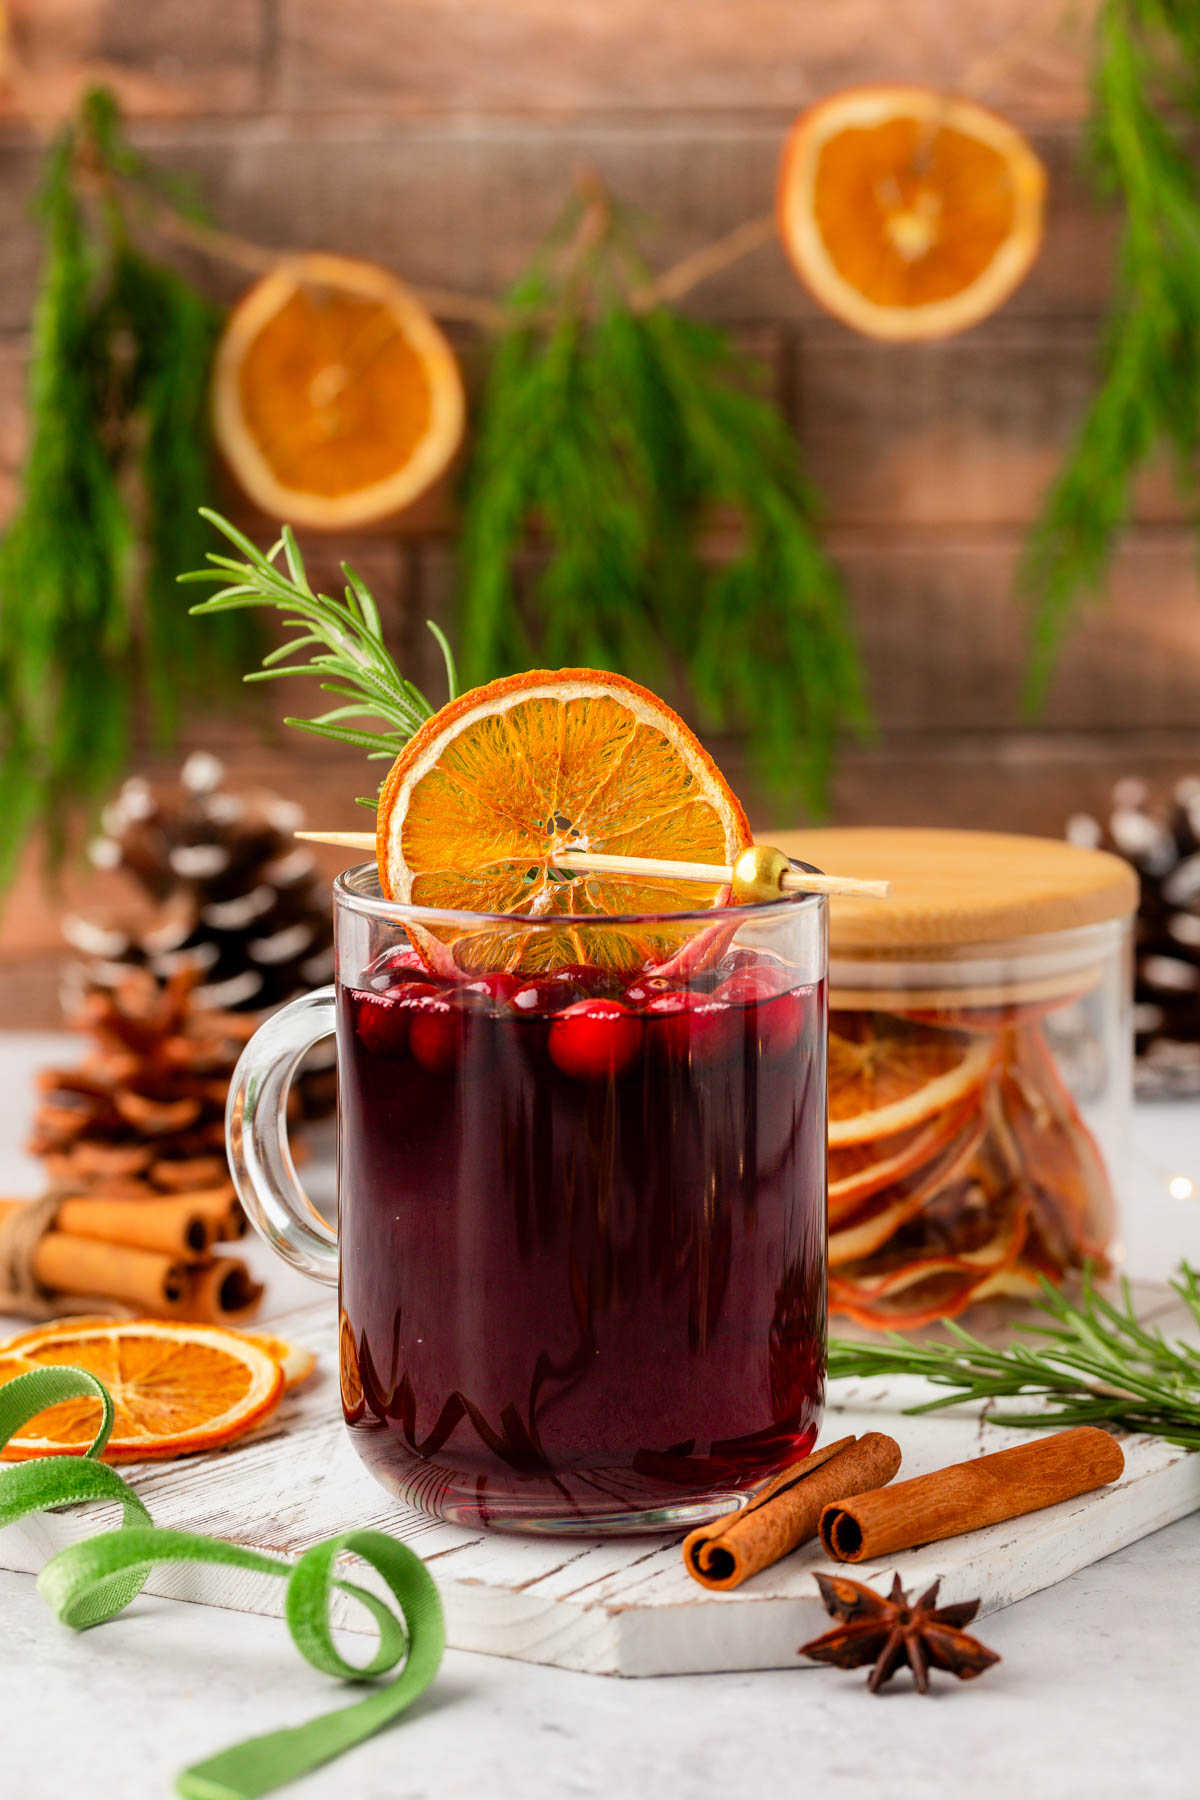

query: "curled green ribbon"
(0, 1365), (445, 1799)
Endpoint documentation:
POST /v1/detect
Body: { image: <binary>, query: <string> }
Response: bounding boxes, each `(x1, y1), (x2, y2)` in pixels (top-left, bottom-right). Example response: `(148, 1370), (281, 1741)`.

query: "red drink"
(336, 950), (827, 1531)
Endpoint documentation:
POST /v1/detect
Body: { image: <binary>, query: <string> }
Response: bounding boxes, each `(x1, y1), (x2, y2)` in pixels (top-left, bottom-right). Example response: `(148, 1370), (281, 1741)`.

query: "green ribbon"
(0, 1366), (445, 1799)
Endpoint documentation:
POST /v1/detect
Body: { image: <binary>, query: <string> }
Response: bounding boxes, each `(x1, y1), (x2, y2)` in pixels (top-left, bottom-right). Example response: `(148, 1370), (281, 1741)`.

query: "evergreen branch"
(1021, 0), (1200, 708)
(185, 509), (451, 758)
(456, 202), (870, 812)
(0, 87), (262, 891)
(827, 1263), (1200, 1450)
(0, 109), (132, 884)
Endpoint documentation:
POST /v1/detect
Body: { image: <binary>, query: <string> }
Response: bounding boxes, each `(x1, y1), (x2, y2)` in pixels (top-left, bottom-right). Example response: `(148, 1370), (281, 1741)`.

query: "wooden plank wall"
(2, 0), (1199, 1022)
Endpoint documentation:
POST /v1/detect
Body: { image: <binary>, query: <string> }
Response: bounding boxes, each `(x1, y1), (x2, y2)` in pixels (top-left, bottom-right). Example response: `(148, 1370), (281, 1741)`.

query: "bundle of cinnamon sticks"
(0, 1187), (263, 1326)
(683, 1427), (1125, 1590)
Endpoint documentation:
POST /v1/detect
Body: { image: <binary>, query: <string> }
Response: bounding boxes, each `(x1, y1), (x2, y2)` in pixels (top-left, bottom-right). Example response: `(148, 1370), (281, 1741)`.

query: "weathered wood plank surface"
(273, 0), (1093, 119)
(2, 1294), (1196, 1676)
(0, 120), (1117, 332)
(0, 0), (269, 122)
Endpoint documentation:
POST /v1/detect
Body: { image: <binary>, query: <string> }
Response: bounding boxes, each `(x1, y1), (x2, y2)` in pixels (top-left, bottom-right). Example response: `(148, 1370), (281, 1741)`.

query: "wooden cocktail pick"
(295, 832), (891, 903)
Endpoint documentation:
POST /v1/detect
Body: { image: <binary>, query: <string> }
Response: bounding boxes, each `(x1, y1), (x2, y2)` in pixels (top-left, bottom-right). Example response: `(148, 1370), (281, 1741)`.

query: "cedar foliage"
(0, 89), (256, 888)
(456, 196), (871, 813)
(1022, 0), (1200, 707)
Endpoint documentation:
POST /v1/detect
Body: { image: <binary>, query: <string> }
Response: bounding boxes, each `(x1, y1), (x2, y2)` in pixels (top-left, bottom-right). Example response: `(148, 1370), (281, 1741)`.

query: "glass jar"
(777, 827), (1136, 1332)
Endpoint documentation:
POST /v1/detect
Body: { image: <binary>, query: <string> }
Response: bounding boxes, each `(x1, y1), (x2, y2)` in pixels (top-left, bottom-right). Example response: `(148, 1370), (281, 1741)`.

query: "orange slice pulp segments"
(828, 1011), (996, 1148)
(212, 253), (465, 529)
(376, 669), (753, 973)
(7, 1318), (317, 1393)
(777, 85), (1046, 342)
(0, 1320), (284, 1462)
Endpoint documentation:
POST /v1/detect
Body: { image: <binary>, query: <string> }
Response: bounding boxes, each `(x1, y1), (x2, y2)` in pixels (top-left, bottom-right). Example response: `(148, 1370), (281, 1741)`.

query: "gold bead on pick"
(731, 843), (792, 904)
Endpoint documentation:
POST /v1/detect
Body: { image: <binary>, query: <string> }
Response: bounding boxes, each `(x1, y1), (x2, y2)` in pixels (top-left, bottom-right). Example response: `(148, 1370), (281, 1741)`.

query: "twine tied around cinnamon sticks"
(0, 1189), (261, 1326)
(0, 1192), (103, 1321)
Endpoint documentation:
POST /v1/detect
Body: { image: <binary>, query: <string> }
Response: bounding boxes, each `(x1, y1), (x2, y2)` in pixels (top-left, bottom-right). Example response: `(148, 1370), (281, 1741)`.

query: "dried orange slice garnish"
(777, 85), (1045, 341)
(0, 1319), (284, 1462)
(376, 668), (753, 973)
(213, 252), (465, 528)
(828, 1013), (996, 1148)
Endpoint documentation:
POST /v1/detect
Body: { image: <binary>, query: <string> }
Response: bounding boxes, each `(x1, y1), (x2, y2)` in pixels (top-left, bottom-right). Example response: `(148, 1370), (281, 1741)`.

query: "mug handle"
(226, 985), (339, 1287)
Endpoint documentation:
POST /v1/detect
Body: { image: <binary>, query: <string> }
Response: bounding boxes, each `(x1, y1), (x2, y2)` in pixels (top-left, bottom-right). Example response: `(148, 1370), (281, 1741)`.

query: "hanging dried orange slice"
(0, 1319), (283, 1462)
(376, 668), (753, 973)
(828, 1012), (996, 1148)
(777, 86), (1046, 341)
(212, 252), (465, 528)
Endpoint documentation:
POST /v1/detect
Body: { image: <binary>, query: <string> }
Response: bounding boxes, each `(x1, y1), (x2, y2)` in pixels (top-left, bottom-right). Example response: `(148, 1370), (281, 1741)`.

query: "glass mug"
(227, 864), (828, 1534)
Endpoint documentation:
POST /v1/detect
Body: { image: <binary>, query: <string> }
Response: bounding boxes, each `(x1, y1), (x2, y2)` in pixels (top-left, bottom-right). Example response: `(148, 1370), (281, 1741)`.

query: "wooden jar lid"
(771, 827), (1138, 954)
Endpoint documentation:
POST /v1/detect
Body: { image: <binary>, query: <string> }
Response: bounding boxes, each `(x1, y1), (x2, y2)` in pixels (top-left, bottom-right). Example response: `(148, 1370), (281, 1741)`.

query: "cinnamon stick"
(32, 1231), (194, 1315)
(173, 1257), (263, 1326)
(819, 1427), (1126, 1563)
(0, 1191), (244, 1258)
(682, 1433), (903, 1591)
(0, 1194), (219, 1258)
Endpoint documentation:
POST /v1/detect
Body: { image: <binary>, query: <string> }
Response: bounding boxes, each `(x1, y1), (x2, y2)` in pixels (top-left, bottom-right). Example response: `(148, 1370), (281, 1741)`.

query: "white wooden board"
(3, 1294), (1199, 1678)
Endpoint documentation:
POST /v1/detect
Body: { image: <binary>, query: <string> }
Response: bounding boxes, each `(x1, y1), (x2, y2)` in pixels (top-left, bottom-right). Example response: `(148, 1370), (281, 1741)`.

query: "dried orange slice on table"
(376, 668), (753, 973)
(777, 85), (1046, 340)
(0, 1319), (284, 1462)
(213, 252), (465, 528)
(241, 1329), (318, 1389)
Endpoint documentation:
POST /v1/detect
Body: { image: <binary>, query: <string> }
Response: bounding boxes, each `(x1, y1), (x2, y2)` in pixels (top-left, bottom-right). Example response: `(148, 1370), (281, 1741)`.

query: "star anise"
(798, 1573), (1000, 1694)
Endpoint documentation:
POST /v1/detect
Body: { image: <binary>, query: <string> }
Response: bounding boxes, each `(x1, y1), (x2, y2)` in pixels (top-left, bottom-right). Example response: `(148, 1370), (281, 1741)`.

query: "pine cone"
(31, 967), (263, 1195)
(1068, 776), (1200, 1096)
(63, 753), (336, 1117)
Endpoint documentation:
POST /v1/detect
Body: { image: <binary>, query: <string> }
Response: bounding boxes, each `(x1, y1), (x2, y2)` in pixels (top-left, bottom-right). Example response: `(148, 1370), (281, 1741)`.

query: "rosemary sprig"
(1021, 0), (1200, 708)
(183, 510), (456, 806)
(828, 1262), (1200, 1450)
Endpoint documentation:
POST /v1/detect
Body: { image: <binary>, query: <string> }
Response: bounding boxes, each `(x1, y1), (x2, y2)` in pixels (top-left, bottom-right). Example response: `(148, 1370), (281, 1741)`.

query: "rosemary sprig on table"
(828, 1263), (1200, 1451)
(183, 510), (457, 806)
(1022, 0), (1200, 708)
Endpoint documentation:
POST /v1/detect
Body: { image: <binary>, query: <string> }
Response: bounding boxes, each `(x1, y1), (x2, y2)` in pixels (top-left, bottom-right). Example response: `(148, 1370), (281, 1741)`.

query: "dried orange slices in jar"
(776, 826), (1136, 1332)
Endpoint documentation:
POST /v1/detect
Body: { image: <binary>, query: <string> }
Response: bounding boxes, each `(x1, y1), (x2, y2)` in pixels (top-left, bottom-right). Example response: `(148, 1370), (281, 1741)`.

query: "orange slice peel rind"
(213, 252), (465, 529)
(777, 84), (1046, 342)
